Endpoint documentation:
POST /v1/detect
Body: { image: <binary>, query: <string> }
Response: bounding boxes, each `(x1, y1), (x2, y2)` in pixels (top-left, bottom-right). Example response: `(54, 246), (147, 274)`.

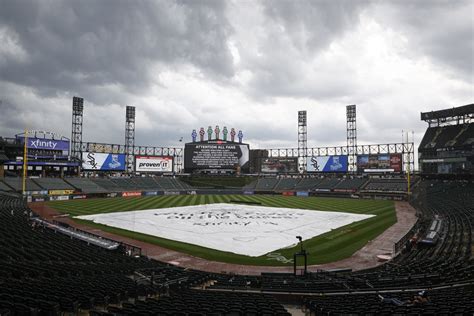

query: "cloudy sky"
(0, 0), (472, 152)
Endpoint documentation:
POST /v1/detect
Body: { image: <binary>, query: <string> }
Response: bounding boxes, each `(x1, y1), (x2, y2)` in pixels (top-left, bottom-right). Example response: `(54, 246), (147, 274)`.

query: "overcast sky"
(0, 0), (472, 152)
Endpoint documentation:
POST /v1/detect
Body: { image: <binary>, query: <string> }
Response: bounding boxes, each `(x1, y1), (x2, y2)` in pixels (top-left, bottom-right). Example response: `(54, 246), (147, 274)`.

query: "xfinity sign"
(31, 139), (58, 149)
(135, 156), (173, 173)
(18, 137), (70, 151)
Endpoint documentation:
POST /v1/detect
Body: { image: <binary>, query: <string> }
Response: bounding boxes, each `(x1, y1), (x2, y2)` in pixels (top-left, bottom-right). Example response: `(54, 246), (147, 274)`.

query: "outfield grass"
(48, 195), (396, 266)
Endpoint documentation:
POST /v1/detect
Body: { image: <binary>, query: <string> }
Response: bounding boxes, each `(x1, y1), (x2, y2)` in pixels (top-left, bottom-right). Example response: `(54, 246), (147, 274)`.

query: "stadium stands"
(304, 285), (474, 315)
(110, 178), (138, 190)
(419, 124), (473, 150)
(0, 174), (472, 314)
(2, 177), (43, 191)
(294, 178), (322, 190)
(131, 177), (160, 190)
(0, 193), (290, 315)
(255, 178), (280, 191)
(333, 177), (367, 191)
(204, 179), (474, 313)
(106, 289), (290, 315)
(273, 178), (299, 191)
(314, 178), (341, 190)
(0, 180), (12, 192)
(361, 178), (408, 193)
(32, 178), (75, 190)
(65, 178), (109, 193)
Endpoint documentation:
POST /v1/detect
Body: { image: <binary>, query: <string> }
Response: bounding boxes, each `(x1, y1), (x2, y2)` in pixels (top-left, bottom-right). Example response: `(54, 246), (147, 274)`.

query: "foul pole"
(406, 131), (411, 195)
(22, 129), (28, 196)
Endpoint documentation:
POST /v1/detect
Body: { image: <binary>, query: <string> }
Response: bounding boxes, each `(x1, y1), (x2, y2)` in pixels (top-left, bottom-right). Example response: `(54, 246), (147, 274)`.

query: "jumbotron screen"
(260, 157), (298, 173)
(357, 154), (402, 173)
(184, 140), (249, 172)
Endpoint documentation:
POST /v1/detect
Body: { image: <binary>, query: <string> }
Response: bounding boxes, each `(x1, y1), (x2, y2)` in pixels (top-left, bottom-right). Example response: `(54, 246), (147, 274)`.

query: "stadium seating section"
(65, 178), (109, 193)
(419, 123), (474, 150)
(2, 177), (42, 191)
(0, 194), (290, 315)
(33, 178), (75, 190)
(0, 178), (472, 314)
(361, 178), (408, 193)
(0, 176), (193, 194)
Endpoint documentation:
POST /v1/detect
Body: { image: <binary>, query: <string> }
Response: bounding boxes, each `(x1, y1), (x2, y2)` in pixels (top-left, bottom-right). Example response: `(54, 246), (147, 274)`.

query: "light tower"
(71, 96), (84, 160)
(346, 105), (357, 173)
(298, 111), (308, 173)
(125, 106), (136, 173)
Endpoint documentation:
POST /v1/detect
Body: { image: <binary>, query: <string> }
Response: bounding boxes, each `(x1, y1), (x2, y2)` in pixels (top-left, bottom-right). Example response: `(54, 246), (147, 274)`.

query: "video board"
(357, 154), (402, 173)
(307, 155), (348, 172)
(135, 156), (173, 173)
(82, 152), (126, 171)
(260, 157), (298, 173)
(184, 141), (249, 172)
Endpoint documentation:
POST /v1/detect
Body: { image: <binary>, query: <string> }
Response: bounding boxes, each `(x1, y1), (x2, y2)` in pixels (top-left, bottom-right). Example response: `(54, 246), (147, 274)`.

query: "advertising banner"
(144, 191), (158, 196)
(49, 189), (75, 196)
(122, 191), (142, 197)
(135, 156), (173, 173)
(50, 195), (69, 201)
(18, 137), (70, 152)
(72, 195), (87, 199)
(164, 191), (181, 196)
(184, 141), (249, 171)
(390, 154), (402, 173)
(282, 191), (294, 196)
(260, 158), (298, 173)
(357, 154), (402, 173)
(82, 152), (126, 171)
(296, 191), (309, 197)
(307, 155), (348, 172)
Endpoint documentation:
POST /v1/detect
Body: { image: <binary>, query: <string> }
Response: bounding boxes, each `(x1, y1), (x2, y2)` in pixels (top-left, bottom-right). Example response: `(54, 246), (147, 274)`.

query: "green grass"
(47, 195), (396, 266)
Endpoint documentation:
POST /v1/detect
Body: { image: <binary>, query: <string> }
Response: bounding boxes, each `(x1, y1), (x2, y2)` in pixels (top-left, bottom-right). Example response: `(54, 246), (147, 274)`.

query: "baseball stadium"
(0, 99), (472, 315)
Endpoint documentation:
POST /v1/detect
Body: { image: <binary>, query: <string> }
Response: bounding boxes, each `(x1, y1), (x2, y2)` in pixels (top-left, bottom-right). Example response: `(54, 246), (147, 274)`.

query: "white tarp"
(77, 203), (374, 257)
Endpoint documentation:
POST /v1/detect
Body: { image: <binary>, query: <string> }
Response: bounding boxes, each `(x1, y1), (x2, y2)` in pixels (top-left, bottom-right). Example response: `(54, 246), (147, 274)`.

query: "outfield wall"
(28, 187), (405, 202)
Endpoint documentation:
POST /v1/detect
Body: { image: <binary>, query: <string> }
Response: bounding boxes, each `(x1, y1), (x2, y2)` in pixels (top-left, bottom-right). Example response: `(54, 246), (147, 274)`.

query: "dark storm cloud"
(262, 0), (369, 51)
(373, 0), (473, 80)
(0, 0), (471, 155)
(0, 0), (233, 102)
(241, 0), (370, 100)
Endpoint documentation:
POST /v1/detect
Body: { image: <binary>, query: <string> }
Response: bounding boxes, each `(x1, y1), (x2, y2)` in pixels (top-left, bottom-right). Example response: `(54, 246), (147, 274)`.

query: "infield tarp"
(77, 203), (374, 257)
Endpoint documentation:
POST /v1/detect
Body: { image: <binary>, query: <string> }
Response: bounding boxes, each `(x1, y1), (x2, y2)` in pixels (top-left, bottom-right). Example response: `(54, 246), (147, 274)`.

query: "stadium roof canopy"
(421, 103), (474, 126)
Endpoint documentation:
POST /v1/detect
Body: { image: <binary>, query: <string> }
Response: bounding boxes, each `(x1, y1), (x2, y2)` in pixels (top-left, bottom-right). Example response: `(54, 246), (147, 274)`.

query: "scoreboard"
(184, 140), (249, 172)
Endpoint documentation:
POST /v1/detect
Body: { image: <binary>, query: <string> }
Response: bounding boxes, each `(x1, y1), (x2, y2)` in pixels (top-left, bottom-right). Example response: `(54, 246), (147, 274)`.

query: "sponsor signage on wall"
(72, 195), (87, 199)
(307, 155), (348, 172)
(164, 191), (181, 196)
(122, 191), (142, 197)
(144, 191), (158, 196)
(296, 191), (309, 197)
(49, 189), (75, 195)
(82, 152), (126, 171)
(135, 156), (173, 173)
(18, 137), (70, 151)
(50, 195), (69, 201)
